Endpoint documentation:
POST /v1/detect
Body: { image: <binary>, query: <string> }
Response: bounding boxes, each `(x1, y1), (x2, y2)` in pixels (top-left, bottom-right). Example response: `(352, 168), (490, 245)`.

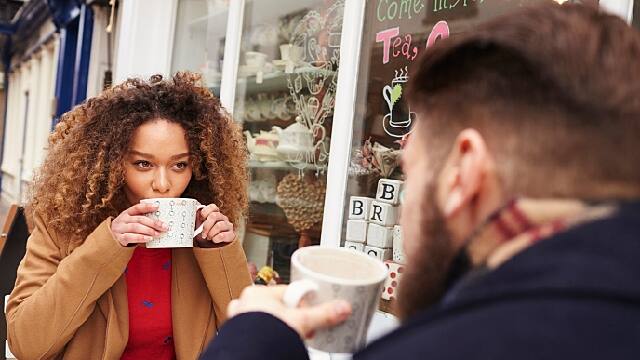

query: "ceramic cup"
(141, 198), (205, 248)
(245, 98), (262, 122)
(279, 44), (304, 62)
(246, 51), (268, 68)
(257, 93), (275, 120)
(283, 246), (388, 353)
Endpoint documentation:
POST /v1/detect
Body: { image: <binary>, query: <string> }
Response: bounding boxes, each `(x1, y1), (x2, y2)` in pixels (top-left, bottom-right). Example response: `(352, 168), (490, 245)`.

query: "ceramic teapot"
(250, 127), (283, 161)
(244, 130), (256, 153)
(276, 120), (314, 157)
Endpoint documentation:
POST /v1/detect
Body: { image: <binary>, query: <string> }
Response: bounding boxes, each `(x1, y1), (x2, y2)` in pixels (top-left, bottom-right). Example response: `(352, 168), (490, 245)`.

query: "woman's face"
(123, 118), (193, 205)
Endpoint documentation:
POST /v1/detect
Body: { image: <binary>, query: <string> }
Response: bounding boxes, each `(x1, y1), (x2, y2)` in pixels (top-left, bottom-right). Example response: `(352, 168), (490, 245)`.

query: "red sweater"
(121, 247), (176, 360)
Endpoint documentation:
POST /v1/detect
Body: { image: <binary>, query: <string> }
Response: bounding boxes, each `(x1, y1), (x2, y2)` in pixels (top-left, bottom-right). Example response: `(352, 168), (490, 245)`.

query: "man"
(203, 4), (640, 359)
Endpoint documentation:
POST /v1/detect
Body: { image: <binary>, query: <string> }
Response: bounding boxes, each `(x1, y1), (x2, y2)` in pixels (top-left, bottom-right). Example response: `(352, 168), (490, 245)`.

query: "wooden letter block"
(348, 196), (373, 220)
(346, 219), (368, 243)
(343, 241), (364, 252)
(368, 201), (398, 227)
(366, 223), (393, 248)
(393, 225), (406, 263)
(364, 245), (392, 262)
(381, 261), (405, 300)
(376, 179), (404, 205)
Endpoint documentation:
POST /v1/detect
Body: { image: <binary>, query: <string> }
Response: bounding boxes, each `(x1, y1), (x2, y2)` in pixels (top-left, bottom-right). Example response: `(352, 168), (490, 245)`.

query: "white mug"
(280, 44), (304, 62)
(141, 198), (205, 248)
(246, 51), (268, 68)
(283, 246), (388, 353)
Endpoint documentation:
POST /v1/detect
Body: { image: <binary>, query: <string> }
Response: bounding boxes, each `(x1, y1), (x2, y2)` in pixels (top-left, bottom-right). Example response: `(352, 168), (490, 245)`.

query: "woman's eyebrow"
(170, 152), (190, 159)
(128, 151), (190, 160)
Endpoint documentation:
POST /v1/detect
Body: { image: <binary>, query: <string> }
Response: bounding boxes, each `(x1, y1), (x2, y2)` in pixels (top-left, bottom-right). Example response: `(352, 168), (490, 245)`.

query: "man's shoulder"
(357, 207), (640, 359)
(357, 295), (640, 359)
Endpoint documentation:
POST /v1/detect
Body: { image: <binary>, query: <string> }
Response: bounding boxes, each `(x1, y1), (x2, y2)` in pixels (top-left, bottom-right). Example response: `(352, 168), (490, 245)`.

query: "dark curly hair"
(28, 72), (248, 243)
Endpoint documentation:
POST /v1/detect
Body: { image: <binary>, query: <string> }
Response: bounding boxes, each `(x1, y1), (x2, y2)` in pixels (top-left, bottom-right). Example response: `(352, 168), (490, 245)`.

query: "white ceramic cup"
(280, 44), (304, 62)
(141, 198), (205, 248)
(283, 246), (388, 353)
(246, 51), (268, 68)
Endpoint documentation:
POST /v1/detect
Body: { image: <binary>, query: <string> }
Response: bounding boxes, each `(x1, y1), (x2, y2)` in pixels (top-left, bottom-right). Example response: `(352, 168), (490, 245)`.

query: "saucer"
(238, 63), (274, 77)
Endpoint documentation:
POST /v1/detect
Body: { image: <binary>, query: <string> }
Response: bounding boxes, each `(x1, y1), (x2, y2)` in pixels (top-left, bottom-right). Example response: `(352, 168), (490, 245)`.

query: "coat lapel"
(98, 275), (129, 359)
(172, 248), (213, 360)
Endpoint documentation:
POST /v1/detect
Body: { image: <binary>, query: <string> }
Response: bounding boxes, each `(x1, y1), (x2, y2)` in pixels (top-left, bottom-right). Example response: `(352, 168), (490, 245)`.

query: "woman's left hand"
(194, 204), (235, 247)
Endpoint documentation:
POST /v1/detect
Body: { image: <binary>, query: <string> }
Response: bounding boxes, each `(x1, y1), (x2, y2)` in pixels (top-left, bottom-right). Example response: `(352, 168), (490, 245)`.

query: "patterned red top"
(121, 247), (176, 360)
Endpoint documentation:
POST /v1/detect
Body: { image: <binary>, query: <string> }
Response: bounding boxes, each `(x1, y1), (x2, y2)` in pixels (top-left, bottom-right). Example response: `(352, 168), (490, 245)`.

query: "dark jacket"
(202, 202), (640, 359)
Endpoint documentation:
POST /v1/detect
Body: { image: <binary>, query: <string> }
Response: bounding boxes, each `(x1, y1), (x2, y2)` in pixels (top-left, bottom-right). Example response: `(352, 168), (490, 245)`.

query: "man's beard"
(395, 184), (466, 321)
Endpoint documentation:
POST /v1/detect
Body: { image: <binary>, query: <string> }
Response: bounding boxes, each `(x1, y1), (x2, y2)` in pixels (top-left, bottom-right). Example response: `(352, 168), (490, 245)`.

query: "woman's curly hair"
(27, 72), (248, 243)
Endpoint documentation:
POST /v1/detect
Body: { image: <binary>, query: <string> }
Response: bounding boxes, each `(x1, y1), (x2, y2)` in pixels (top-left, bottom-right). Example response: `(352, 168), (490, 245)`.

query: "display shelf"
(247, 159), (323, 171)
(219, 67), (337, 96)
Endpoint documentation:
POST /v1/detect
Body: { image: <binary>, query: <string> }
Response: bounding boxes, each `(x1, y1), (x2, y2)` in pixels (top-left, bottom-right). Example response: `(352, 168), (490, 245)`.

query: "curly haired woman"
(6, 72), (252, 360)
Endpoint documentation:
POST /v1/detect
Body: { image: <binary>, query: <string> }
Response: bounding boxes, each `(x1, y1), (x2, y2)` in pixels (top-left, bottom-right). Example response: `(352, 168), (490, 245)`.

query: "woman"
(6, 72), (252, 359)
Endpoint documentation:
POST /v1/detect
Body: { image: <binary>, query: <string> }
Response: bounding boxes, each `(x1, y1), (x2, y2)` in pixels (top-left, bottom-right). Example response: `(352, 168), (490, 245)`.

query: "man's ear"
(440, 128), (490, 217)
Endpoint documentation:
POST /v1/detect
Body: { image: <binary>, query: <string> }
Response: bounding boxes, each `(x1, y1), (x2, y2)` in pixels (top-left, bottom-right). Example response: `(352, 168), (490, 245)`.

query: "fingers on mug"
(283, 279), (320, 308)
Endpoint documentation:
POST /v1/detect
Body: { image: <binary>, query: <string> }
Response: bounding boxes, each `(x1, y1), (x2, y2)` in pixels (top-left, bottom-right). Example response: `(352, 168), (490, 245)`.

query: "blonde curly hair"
(27, 72), (248, 243)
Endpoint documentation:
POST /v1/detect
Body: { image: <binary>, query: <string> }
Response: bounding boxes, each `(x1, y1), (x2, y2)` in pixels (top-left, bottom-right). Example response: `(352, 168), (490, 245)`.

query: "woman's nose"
(152, 168), (171, 193)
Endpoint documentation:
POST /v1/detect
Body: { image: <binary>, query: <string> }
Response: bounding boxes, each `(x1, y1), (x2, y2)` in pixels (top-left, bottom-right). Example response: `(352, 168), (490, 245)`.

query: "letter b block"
(376, 179), (404, 205)
(348, 196), (374, 220)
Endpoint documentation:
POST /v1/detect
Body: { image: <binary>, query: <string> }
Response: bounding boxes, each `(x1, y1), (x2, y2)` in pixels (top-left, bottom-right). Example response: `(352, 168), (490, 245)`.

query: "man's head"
(397, 4), (640, 319)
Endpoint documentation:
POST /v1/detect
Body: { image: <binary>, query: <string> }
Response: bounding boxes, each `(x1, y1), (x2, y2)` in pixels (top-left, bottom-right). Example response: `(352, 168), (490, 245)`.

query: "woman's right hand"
(111, 203), (168, 247)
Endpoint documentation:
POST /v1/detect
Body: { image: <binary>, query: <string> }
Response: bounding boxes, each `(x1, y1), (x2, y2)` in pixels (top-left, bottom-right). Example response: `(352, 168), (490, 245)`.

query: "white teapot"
(244, 130), (256, 154)
(276, 120), (314, 157)
(252, 127), (283, 161)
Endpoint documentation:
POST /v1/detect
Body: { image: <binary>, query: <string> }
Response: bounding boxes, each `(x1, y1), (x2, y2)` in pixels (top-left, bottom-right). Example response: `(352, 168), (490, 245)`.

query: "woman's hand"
(111, 203), (168, 247)
(194, 204), (235, 247)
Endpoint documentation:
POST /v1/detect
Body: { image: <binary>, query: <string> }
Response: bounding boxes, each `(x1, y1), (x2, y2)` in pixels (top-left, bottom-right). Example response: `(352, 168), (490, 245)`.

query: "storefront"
(117, 0), (634, 309)
(0, 0), (116, 205)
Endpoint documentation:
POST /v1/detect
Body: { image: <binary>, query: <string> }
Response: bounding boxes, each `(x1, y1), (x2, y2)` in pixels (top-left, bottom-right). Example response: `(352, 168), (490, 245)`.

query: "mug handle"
(193, 204), (207, 238)
(283, 279), (319, 308)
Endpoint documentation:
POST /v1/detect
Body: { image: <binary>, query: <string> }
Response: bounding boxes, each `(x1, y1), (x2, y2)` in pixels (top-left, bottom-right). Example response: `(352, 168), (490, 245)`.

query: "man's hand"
(227, 285), (352, 339)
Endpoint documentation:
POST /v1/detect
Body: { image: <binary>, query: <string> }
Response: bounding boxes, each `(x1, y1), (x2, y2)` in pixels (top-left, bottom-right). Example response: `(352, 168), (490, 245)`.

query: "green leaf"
(391, 84), (402, 105)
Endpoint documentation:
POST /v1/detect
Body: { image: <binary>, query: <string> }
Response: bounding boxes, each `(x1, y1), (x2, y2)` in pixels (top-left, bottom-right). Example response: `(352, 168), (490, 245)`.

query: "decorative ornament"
(276, 174), (326, 233)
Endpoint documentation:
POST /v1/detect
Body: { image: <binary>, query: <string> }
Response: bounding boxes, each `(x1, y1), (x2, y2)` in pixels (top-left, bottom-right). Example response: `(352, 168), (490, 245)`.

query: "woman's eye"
(174, 162), (188, 170)
(134, 160), (152, 168)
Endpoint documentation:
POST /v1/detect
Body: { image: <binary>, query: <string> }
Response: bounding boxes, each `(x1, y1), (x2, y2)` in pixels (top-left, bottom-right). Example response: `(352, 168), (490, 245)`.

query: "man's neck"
(465, 198), (616, 268)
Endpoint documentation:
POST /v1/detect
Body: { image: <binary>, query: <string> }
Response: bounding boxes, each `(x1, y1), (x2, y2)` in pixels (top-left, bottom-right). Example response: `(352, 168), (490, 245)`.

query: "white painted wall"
(114, 0), (179, 83)
(1, 38), (59, 205)
(87, 6), (113, 98)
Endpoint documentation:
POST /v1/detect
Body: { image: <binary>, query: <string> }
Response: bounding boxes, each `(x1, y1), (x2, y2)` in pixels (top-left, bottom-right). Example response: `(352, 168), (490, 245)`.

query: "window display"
(234, 0), (345, 283)
(171, 0), (230, 95)
(341, 0), (554, 313)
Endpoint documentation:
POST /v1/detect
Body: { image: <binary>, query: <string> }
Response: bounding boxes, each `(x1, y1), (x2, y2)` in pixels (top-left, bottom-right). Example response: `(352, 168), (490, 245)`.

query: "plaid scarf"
(465, 198), (616, 270)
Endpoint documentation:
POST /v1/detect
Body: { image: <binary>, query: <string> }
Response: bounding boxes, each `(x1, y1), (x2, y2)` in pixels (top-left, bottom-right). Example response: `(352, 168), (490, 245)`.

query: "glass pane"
(341, 0), (555, 313)
(171, 0), (229, 96)
(235, 0), (345, 284)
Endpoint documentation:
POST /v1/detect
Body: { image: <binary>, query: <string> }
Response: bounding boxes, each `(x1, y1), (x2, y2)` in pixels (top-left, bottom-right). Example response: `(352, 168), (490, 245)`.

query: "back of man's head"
(408, 4), (640, 200)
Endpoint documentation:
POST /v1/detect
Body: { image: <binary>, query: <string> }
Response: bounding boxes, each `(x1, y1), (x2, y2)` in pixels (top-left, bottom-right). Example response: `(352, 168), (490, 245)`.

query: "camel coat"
(6, 215), (252, 360)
